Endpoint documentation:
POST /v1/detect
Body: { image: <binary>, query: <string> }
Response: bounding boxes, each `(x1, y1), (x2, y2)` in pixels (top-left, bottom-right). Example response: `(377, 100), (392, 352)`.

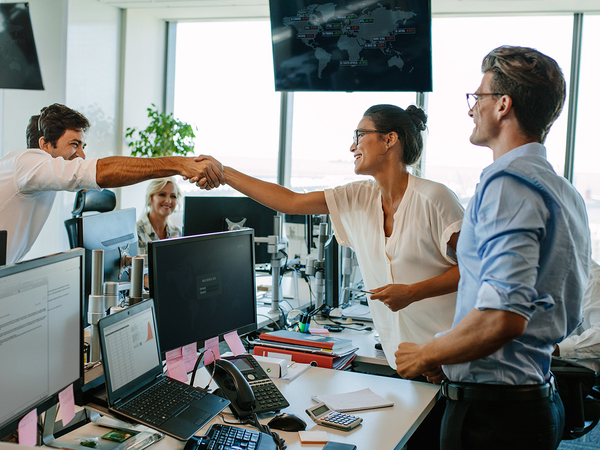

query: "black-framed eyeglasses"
(466, 93), (505, 110)
(353, 129), (384, 145)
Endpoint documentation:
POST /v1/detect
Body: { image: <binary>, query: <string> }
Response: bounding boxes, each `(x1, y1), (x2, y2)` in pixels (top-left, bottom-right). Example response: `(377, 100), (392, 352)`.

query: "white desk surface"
(74, 367), (438, 450)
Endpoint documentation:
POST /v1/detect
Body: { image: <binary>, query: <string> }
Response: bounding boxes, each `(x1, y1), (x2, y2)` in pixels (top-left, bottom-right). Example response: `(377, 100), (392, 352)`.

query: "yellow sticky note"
(298, 430), (329, 444)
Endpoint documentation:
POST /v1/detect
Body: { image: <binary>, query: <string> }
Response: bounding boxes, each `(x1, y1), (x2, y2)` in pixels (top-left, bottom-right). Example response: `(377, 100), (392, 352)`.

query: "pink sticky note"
(18, 409), (37, 446)
(166, 356), (188, 383)
(224, 331), (246, 356)
(182, 343), (198, 372)
(166, 347), (182, 361)
(58, 384), (75, 426)
(204, 337), (220, 365)
(309, 328), (330, 335)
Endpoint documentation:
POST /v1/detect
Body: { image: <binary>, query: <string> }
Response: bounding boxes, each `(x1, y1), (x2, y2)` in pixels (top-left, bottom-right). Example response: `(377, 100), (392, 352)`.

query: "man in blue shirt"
(395, 46), (591, 449)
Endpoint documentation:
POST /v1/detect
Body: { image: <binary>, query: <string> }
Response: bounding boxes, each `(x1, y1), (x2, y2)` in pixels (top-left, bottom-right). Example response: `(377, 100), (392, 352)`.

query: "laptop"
(98, 299), (230, 440)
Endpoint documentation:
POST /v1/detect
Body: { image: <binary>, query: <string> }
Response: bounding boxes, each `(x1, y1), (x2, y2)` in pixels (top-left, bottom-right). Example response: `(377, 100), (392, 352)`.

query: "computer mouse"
(267, 413), (307, 431)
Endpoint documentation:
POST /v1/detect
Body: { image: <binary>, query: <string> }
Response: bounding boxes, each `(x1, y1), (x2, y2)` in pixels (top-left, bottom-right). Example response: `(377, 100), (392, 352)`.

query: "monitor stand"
(42, 404), (101, 450)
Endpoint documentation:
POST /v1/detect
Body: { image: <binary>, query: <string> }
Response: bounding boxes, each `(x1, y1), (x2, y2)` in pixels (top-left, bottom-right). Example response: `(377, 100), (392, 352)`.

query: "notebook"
(98, 299), (230, 440)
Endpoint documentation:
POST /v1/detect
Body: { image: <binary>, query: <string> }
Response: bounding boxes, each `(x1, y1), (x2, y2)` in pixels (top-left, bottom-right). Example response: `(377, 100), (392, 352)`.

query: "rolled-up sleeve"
(474, 174), (552, 319)
(15, 150), (100, 194)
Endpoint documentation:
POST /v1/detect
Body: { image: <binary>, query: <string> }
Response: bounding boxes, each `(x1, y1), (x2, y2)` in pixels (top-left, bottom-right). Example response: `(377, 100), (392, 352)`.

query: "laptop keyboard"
(189, 424), (270, 450)
(116, 377), (207, 427)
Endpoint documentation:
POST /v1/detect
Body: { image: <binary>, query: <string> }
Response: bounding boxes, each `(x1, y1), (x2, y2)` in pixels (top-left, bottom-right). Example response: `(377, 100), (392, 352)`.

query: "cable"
(247, 412), (287, 450)
(189, 349), (218, 390)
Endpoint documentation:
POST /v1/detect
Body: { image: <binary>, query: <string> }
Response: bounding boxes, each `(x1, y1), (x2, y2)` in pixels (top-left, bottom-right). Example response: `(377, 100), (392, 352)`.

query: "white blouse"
(325, 175), (464, 368)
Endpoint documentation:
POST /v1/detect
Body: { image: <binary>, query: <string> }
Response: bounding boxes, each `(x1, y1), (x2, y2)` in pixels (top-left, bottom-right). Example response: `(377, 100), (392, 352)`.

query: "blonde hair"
(144, 177), (180, 215)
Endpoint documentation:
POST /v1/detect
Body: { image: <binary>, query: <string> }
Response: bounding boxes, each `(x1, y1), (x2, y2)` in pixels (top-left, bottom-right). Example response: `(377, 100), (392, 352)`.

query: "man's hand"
(193, 155), (225, 190)
(181, 156), (225, 189)
(370, 284), (417, 312)
(423, 366), (447, 385)
(395, 342), (435, 379)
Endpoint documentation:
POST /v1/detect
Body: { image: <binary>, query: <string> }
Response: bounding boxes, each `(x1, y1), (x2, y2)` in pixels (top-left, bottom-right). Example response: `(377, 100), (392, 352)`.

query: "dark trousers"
(440, 391), (565, 450)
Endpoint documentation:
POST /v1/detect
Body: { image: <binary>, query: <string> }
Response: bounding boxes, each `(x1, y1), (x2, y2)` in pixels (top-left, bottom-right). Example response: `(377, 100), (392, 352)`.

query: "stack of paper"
(312, 388), (394, 412)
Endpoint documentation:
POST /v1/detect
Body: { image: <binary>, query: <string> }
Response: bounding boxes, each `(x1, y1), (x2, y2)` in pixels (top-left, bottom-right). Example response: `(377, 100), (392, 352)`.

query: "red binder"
(253, 345), (335, 369)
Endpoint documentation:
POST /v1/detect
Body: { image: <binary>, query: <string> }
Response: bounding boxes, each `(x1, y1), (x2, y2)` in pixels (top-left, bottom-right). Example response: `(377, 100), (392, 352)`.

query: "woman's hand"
(370, 283), (417, 312)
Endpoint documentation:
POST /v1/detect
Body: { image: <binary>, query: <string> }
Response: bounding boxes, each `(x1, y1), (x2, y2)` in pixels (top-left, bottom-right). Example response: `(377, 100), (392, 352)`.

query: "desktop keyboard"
(116, 377), (207, 427)
(186, 424), (277, 450)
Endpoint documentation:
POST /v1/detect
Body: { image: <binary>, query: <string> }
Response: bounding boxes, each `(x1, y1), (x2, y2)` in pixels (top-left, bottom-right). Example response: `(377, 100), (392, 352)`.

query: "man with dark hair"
(395, 46), (590, 449)
(0, 103), (223, 264)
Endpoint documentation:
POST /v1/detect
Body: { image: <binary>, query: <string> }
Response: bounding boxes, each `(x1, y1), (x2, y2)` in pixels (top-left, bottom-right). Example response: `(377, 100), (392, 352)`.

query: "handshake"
(184, 155), (225, 190)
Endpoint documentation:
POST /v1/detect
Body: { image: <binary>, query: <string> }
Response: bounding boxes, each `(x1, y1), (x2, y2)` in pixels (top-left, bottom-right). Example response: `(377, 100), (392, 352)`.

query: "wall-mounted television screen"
(269, 0), (431, 92)
(0, 2), (44, 90)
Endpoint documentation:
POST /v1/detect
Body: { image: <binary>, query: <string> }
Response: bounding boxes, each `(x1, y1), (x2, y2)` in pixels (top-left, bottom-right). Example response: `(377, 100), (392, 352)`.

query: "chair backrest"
(552, 361), (600, 439)
(65, 189), (117, 249)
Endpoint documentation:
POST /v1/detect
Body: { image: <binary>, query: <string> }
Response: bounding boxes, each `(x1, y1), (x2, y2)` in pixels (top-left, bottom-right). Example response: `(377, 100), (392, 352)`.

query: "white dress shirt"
(0, 148), (99, 264)
(325, 176), (464, 367)
(557, 259), (600, 372)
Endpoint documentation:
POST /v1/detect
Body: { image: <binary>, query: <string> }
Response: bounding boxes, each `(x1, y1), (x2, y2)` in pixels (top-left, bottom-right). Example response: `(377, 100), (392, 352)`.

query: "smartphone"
(305, 402), (363, 431)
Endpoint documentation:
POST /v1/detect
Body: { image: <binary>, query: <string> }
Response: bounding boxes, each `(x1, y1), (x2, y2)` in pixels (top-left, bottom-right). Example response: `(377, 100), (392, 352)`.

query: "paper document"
(312, 388), (394, 412)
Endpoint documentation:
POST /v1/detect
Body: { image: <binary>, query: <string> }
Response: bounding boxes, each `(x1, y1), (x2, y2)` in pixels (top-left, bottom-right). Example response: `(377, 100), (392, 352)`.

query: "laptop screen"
(99, 300), (163, 403)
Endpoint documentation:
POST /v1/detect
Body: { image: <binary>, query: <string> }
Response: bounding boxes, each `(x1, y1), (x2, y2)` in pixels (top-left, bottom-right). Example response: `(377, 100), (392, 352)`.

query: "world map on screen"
(270, 1), (432, 92)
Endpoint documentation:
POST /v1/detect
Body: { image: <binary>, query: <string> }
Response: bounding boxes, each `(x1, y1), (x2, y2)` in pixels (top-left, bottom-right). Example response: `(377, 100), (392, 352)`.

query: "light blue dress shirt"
(443, 143), (590, 385)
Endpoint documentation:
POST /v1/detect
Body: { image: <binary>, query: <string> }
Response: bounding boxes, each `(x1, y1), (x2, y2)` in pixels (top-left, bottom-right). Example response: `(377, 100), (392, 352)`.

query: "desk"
(76, 367), (438, 450)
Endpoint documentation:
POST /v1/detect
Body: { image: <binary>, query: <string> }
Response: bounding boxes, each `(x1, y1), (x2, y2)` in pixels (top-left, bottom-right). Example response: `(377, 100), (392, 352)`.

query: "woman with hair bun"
(197, 104), (463, 369)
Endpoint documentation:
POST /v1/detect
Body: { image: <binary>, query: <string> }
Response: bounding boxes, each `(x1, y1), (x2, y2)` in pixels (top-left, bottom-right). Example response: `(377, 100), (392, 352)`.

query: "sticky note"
(224, 331), (246, 356)
(165, 347), (182, 361)
(182, 343), (198, 372)
(58, 384), (75, 426)
(298, 430), (329, 443)
(166, 356), (188, 383)
(204, 337), (220, 365)
(18, 409), (37, 446)
(309, 328), (330, 335)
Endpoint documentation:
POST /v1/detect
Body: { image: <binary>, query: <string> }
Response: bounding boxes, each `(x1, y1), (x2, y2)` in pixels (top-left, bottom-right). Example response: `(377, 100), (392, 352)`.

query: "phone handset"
(212, 358), (256, 415)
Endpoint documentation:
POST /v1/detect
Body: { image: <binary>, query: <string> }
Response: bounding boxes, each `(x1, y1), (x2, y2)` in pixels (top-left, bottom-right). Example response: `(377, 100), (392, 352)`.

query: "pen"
(344, 287), (373, 295)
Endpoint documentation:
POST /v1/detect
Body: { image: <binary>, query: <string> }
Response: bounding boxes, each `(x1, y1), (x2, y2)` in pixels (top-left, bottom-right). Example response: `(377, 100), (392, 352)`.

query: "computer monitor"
(0, 3), (44, 90)
(0, 249), (85, 438)
(148, 229), (258, 353)
(183, 196), (278, 265)
(77, 208), (138, 327)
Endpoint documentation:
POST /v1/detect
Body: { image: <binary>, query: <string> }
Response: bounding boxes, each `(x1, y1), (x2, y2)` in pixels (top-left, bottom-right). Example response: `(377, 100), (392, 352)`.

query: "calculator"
(305, 402), (363, 431)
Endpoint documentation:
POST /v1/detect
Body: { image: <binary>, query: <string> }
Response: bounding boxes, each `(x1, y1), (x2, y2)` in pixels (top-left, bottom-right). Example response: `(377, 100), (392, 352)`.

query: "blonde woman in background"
(137, 177), (182, 256)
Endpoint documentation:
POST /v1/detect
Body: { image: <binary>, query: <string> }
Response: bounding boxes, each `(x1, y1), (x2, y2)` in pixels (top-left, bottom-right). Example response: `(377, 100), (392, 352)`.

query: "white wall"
(0, 0), (167, 261)
(118, 8), (167, 222)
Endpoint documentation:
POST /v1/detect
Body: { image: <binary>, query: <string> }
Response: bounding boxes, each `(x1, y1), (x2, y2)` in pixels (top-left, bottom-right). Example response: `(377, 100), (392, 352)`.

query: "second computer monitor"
(148, 229), (258, 353)
(183, 196), (278, 264)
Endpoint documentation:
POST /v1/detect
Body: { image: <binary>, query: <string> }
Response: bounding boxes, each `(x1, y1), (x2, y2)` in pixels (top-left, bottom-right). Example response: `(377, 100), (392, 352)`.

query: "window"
(572, 14), (600, 260)
(426, 15), (574, 205)
(173, 20), (280, 197)
(290, 92), (416, 191)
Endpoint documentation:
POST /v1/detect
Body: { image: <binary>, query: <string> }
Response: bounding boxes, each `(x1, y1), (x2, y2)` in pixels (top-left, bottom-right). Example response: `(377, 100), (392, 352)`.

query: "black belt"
(441, 378), (556, 402)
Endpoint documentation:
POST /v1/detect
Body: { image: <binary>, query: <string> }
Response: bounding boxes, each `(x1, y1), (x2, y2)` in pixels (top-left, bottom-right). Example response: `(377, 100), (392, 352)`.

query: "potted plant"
(125, 104), (196, 157)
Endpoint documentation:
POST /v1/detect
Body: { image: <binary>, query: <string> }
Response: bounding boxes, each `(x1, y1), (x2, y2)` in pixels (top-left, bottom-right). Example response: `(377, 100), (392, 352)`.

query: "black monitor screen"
(0, 2), (44, 90)
(78, 208), (138, 327)
(183, 196), (278, 265)
(269, 0), (432, 92)
(148, 229), (258, 353)
(0, 249), (84, 437)
(0, 230), (7, 266)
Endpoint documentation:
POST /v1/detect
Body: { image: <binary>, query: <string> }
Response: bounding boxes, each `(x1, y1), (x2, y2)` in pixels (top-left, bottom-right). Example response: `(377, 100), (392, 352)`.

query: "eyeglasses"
(466, 93), (505, 110)
(353, 129), (384, 145)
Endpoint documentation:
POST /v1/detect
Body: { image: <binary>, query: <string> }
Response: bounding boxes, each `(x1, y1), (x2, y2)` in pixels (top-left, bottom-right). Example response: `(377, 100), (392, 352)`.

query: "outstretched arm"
(96, 156), (224, 188)
(196, 155), (330, 215)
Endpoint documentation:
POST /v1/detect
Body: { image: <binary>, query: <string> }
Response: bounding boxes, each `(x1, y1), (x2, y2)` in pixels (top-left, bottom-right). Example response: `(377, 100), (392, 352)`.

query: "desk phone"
(306, 402), (363, 431)
(208, 354), (290, 419)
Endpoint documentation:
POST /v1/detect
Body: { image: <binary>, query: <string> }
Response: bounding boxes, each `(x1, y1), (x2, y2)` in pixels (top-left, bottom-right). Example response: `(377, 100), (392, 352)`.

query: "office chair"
(552, 362), (600, 439)
(64, 189), (116, 248)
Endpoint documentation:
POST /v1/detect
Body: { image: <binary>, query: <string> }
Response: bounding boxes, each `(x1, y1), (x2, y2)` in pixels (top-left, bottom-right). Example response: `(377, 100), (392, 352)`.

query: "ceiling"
(95, 0), (600, 21)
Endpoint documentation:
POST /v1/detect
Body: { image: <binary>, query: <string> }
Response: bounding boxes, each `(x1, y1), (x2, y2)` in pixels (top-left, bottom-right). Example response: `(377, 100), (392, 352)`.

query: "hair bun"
(406, 105), (427, 132)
